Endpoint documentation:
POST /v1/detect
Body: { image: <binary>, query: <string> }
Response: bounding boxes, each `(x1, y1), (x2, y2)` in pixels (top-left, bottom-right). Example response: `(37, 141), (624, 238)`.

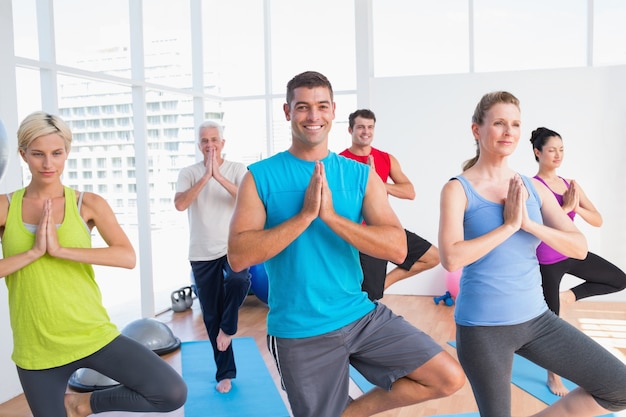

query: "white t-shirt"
(175, 160), (247, 261)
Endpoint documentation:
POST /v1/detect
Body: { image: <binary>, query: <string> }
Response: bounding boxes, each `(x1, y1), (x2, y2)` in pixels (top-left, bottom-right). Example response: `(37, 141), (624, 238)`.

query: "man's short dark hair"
(348, 109), (376, 129)
(286, 71), (334, 105)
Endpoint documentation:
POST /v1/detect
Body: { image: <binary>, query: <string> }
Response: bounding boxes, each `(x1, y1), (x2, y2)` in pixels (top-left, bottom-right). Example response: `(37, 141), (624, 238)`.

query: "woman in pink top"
(530, 126), (626, 396)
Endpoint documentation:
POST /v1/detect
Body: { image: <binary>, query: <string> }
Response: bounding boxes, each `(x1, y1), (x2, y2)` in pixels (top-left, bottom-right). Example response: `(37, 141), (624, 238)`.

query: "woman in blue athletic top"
(438, 91), (626, 417)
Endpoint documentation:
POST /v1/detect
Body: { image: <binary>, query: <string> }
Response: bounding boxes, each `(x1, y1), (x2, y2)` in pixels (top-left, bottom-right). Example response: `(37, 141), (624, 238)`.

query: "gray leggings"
(457, 311), (626, 417)
(17, 335), (187, 417)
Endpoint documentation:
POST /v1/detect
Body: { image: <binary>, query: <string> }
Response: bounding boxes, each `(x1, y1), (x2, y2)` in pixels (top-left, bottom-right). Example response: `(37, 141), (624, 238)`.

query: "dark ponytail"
(529, 127), (561, 162)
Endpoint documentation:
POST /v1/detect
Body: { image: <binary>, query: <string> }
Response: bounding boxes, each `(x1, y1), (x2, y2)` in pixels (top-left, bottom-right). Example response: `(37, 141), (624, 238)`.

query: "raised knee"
(439, 364), (465, 397)
(421, 247), (440, 269)
(599, 385), (626, 412)
(235, 272), (252, 286)
(420, 359), (465, 398)
(156, 380), (188, 412)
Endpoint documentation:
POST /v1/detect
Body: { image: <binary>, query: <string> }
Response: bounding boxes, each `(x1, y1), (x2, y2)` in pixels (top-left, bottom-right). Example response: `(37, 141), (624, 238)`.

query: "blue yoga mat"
(447, 341), (615, 417)
(349, 364), (376, 393)
(181, 338), (290, 417)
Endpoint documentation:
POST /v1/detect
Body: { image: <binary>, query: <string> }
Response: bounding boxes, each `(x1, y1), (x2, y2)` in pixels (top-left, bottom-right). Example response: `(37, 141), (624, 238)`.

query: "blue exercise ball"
(249, 263), (269, 304)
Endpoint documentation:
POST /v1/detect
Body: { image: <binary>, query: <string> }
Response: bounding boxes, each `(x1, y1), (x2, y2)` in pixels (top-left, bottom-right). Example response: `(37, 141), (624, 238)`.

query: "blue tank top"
(249, 151), (375, 338)
(453, 175), (548, 326)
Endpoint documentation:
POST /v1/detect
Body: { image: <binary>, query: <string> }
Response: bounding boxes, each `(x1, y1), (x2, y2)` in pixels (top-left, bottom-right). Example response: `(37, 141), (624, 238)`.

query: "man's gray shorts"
(267, 302), (443, 417)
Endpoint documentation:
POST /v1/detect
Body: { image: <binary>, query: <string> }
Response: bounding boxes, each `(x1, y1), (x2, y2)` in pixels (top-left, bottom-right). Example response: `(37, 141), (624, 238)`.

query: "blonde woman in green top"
(0, 112), (186, 417)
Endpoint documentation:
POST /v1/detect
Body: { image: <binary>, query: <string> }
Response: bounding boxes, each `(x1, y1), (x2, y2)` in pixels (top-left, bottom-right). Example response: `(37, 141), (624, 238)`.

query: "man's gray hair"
(197, 120), (224, 142)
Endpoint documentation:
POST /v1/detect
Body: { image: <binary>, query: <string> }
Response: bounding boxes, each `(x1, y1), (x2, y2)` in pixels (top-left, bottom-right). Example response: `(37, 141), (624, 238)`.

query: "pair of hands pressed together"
(301, 161), (336, 224)
(503, 174), (532, 233)
(202, 148), (225, 183)
(561, 179), (580, 213)
(31, 199), (62, 259)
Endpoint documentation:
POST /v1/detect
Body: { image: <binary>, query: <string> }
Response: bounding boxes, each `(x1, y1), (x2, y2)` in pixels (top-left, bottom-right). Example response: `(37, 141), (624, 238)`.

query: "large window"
(594, 0), (626, 65)
(15, 68), (41, 122)
(143, 0), (192, 89)
(11, 0), (38, 60)
(142, 88), (204, 311)
(54, 0), (131, 77)
(222, 100), (269, 162)
(201, 0), (266, 97)
(372, 0), (626, 76)
(473, 0), (587, 71)
(373, 0), (470, 76)
(270, 0), (357, 93)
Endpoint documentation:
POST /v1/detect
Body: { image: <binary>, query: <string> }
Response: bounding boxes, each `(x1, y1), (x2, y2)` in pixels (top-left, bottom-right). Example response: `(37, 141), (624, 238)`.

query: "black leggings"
(17, 335), (187, 417)
(540, 251), (626, 315)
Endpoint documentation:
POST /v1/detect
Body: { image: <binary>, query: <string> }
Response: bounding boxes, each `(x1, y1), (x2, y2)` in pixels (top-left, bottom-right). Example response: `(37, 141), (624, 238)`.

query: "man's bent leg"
(221, 261), (251, 336)
(344, 304), (463, 416)
(191, 259), (236, 382)
(343, 351), (464, 417)
(384, 231), (439, 290)
(359, 252), (388, 301)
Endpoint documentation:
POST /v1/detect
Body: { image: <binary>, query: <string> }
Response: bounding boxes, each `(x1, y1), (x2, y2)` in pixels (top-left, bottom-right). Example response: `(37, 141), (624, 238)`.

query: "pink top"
(534, 175), (576, 265)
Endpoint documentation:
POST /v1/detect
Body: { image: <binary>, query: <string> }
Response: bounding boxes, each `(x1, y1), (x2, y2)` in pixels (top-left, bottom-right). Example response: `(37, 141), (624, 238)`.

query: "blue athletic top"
(249, 151), (375, 338)
(453, 175), (548, 326)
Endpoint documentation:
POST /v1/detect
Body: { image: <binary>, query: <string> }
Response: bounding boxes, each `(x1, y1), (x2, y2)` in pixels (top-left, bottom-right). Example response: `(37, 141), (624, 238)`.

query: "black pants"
(191, 255), (251, 381)
(360, 229), (432, 301)
(540, 251), (626, 315)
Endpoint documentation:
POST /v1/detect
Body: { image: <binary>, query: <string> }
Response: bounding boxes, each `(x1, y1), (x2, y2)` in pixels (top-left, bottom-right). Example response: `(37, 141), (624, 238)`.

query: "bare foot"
(216, 329), (234, 351)
(547, 371), (570, 396)
(216, 378), (232, 393)
(64, 392), (93, 417)
(559, 290), (576, 309)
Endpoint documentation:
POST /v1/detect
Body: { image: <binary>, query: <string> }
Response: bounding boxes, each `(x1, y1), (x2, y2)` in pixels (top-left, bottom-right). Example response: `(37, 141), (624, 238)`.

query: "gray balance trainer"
(69, 318), (181, 392)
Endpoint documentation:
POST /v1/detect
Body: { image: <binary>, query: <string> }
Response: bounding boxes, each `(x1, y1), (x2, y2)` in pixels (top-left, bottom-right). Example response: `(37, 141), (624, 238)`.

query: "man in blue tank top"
(227, 71), (464, 417)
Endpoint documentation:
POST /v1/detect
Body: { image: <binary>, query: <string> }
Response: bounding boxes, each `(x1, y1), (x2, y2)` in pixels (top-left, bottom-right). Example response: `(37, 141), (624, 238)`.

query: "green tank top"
(2, 187), (119, 370)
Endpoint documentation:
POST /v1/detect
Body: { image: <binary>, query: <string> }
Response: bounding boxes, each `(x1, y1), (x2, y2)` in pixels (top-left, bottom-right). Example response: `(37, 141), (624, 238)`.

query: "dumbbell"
(433, 291), (454, 306)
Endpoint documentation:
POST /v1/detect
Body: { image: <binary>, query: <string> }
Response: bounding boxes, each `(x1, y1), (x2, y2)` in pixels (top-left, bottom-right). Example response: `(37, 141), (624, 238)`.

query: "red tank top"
(339, 147), (391, 182)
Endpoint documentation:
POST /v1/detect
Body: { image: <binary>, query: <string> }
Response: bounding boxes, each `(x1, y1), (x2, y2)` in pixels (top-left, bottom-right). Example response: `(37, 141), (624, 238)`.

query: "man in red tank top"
(340, 109), (440, 300)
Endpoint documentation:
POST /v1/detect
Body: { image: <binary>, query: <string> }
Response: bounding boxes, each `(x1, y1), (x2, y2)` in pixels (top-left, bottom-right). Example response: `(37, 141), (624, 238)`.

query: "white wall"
(373, 66), (626, 302)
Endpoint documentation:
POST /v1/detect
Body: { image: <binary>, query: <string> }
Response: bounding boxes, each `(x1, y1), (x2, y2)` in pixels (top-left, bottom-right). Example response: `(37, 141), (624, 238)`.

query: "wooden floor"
(1, 294), (625, 417)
